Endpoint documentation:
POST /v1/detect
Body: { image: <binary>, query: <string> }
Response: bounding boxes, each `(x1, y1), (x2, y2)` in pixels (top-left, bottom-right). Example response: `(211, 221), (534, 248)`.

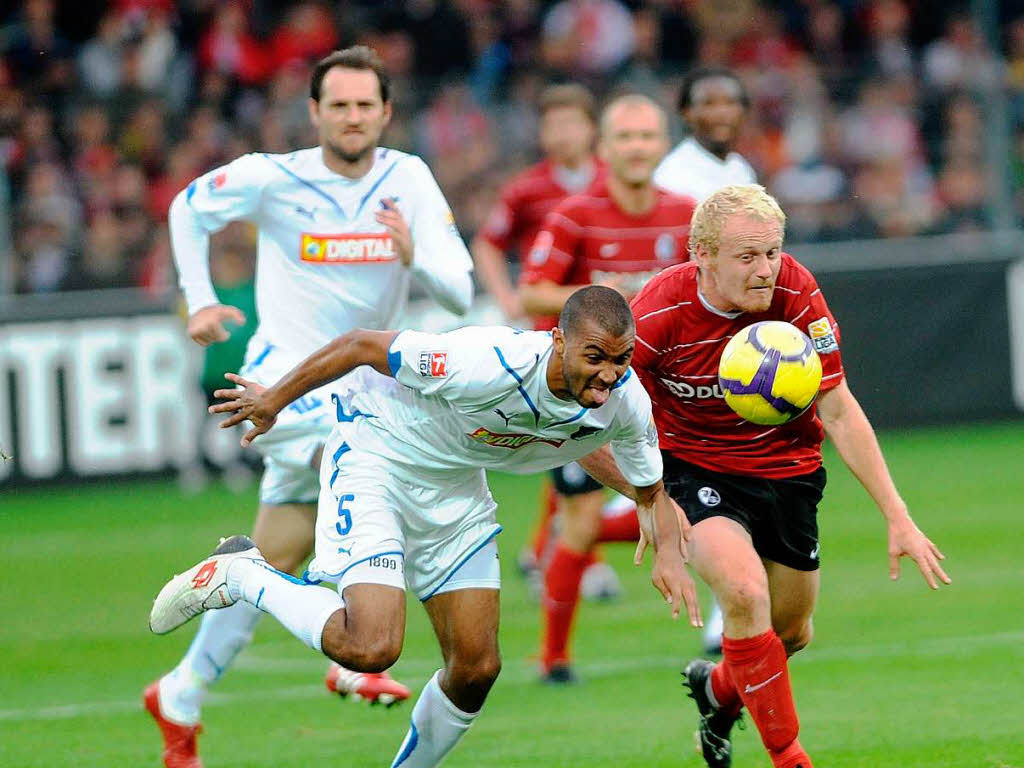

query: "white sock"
(704, 600), (724, 646)
(226, 558), (343, 652)
(158, 601), (263, 724)
(390, 670), (478, 768)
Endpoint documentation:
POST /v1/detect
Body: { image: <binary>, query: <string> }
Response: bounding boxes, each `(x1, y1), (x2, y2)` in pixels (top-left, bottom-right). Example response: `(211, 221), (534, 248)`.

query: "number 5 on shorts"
(336, 493), (354, 536)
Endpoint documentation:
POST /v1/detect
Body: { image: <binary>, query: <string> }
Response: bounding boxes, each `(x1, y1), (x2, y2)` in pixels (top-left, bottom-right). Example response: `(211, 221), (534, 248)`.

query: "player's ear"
(693, 242), (712, 269)
(552, 327), (566, 355)
(307, 97), (320, 128)
(381, 99), (392, 128)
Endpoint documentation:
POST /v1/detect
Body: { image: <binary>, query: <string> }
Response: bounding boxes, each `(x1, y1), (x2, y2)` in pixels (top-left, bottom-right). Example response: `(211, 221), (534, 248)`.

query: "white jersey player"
(150, 287), (702, 768)
(654, 67), (756, 203)
(173, 145), (471, 498)
(146, 47), (470, 766)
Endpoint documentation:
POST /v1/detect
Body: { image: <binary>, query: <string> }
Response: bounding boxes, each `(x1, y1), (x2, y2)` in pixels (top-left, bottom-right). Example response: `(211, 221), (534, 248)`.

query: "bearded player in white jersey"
(149, 286), (702, 768)
(145, 46), (474, 768)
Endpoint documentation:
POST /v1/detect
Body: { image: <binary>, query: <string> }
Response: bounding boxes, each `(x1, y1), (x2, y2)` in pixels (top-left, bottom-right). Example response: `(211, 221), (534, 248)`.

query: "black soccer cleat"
(683, 659), (742, 768)
(540, 663), (579, 685)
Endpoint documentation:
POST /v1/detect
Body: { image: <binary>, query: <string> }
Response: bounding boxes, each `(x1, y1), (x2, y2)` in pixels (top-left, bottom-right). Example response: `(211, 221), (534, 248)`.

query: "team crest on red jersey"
(418, 351), (448, 377)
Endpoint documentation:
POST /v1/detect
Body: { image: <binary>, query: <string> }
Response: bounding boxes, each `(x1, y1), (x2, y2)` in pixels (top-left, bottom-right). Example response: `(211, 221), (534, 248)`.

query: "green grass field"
(2, 421), (1023, 768)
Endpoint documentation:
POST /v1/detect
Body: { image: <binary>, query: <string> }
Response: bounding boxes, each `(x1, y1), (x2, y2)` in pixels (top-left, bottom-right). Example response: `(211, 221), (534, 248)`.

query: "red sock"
(531, 483), (560, 561)
(541, 543), (589, 669)
(596, 505), (640, 542)
(710, 661), (742, 715)
(722, 630), (811, 768)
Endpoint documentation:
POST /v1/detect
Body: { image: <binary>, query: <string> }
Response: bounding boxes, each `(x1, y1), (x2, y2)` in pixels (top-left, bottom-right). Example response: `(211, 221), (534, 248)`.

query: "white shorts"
(305, 418), (502, 601)
(239, 337), (338, 505)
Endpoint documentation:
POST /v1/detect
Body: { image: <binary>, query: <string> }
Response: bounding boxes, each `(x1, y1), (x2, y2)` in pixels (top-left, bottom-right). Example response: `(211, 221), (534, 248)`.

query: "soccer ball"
(718, 321), (822, 425)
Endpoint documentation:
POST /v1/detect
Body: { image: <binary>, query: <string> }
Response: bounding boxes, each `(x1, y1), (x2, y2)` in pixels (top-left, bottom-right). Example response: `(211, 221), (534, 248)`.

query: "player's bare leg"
(541, 487), (603, 681)
(390, 588), (501, 767)
(763, 560), (819, 657)
(685, 517), (812, 768)
(319, 583), (407, 671)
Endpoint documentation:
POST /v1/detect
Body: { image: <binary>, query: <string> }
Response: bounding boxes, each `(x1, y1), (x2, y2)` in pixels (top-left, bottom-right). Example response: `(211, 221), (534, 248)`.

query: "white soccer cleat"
(150, 535), (261, 635)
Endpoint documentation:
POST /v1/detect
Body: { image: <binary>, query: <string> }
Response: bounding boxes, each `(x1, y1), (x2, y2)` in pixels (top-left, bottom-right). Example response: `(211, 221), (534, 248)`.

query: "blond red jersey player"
(628, 184), (950, 768)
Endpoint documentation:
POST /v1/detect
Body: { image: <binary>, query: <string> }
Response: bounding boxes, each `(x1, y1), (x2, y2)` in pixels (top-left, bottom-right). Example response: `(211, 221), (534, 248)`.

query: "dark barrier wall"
(818, 260), (1017, 426)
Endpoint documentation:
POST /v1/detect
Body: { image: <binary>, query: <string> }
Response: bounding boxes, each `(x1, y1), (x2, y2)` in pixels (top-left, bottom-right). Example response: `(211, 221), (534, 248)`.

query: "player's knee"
(719, 577), (770, 622)
(339, 636), (403, 673)
(321, 622), (403, 672)
(777, 620), (813, 656)
(448, 649), (502, 693)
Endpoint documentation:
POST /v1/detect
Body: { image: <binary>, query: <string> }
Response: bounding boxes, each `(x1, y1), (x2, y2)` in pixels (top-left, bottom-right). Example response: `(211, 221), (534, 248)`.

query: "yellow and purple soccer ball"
(718, 321), (823, 425)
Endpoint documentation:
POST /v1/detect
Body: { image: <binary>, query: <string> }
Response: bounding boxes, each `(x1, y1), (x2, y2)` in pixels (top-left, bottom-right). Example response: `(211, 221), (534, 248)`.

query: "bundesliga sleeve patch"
(418, 351), (448, 377)
(206, 172), (227, 192)
(807, 317), (839, 354)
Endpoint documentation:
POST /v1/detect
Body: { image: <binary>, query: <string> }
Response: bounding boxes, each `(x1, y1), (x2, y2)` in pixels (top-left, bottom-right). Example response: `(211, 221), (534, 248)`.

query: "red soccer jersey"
(520, 182), (697, 329)
(478, 159), (604, 258)
(630, 255), (845, 479)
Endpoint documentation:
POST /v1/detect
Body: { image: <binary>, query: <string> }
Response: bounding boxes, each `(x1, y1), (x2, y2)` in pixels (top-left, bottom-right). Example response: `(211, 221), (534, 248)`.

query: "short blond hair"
(689, 184), (786, 259)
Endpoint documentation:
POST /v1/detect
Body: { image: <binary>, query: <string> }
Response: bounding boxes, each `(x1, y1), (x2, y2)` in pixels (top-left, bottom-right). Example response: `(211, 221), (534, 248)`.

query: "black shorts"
(551, 461), (603, 497)
(662, 453), (826, 572)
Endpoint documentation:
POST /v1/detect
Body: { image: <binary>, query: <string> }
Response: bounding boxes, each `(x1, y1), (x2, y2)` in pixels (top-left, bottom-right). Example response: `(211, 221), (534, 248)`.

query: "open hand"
(887, 516), (951, 590)
(650, 548), (703, 627)
(209, 372), (278, 446)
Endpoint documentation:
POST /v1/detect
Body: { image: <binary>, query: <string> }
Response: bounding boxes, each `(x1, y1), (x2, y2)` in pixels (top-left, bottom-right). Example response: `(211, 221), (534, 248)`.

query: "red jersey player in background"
(630, 184), (950, 768)
(472, 84), (617, 600)
(472, 84), (602, 322)
(520, 93), (697, 683)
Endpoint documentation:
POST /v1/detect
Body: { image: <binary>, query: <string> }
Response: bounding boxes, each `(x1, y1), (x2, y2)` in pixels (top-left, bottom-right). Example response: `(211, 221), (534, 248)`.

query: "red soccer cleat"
(325, 663), (411, 707)
(144, 681), (203, 768)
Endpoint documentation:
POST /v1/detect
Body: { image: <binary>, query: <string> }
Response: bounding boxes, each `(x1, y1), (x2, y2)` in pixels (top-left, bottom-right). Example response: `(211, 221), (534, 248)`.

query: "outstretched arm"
(818, 379), (951, 589)
(578, 446), (701, 626)
(212, 329), (399, 445)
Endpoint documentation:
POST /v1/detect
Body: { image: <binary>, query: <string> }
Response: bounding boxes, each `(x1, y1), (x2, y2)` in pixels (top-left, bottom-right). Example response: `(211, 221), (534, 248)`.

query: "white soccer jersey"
(654, 136), (757, 202)
(170, 147), (473, 368)
(334, 326), (662, 488)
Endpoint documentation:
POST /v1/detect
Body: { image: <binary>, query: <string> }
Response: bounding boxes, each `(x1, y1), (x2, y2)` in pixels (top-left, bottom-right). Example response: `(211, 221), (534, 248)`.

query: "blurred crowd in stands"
(2, 0), (1023, 295)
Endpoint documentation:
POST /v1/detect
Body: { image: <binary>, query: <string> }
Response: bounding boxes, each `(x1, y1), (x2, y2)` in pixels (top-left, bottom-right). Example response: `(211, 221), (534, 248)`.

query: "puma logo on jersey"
(494, 408), (517, 427)
(294, 205), (317, 220)
(570, 425), (601, 440)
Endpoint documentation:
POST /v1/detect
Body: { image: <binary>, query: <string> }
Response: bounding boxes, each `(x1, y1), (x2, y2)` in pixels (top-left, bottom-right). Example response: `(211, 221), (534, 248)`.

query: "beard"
(324, 136), (375, 164)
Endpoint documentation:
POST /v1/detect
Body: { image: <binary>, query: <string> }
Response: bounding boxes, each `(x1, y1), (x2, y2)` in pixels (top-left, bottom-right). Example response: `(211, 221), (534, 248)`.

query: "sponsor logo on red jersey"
(300, 233), (396, 264)
(418, 351), (448, 377)
(466, 427), (565, 449)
